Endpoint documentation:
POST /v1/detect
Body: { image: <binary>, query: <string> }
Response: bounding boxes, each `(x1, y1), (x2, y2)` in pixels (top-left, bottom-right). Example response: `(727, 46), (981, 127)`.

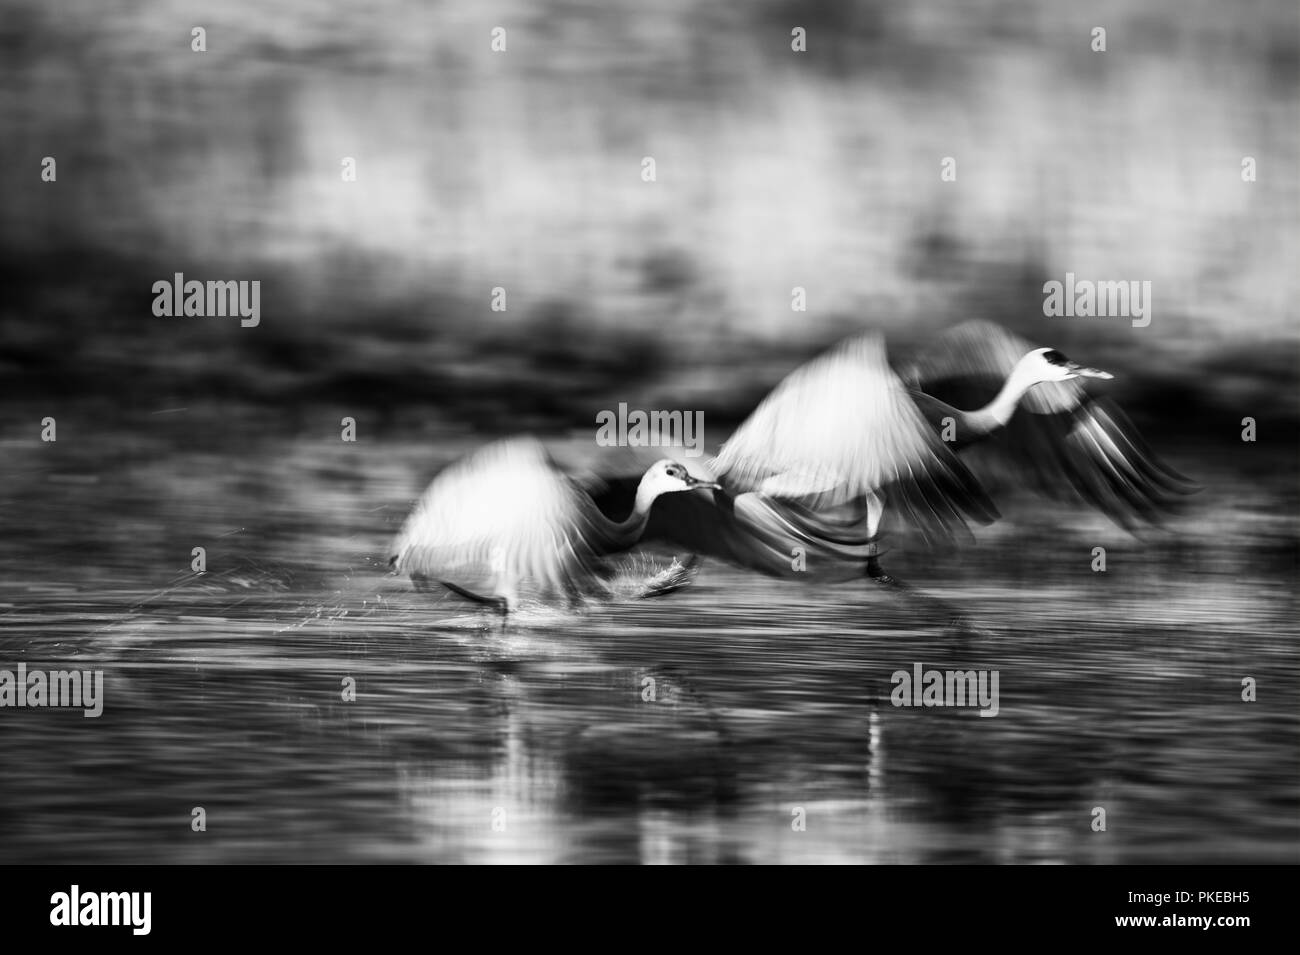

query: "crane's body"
(593, 322), (1196, 626)
(389, 437), (717, 614)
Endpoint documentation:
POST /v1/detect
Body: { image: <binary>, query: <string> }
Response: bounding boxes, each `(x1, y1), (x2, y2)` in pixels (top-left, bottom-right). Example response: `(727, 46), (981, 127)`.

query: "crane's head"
(1019, 347), (1114, 384)
(638, 459), (720, 503)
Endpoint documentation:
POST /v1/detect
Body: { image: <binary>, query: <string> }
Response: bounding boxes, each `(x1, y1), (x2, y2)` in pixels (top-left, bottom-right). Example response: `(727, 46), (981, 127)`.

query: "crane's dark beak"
(684, 474), (721, 491)
(1068, 361), (1114, 380)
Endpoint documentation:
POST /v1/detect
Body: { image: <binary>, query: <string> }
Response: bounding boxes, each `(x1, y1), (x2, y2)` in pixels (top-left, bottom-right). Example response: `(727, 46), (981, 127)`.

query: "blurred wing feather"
(391, 437), (607, 592)
(713, 332), (997, 543)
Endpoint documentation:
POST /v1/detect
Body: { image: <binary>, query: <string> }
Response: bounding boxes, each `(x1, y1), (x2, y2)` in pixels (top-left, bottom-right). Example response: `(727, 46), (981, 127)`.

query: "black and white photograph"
(0, 0), (1296, 899)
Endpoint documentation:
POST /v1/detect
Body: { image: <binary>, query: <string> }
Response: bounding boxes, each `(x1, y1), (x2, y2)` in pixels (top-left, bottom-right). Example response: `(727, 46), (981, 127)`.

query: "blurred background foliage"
(0, 0), (1296, 580)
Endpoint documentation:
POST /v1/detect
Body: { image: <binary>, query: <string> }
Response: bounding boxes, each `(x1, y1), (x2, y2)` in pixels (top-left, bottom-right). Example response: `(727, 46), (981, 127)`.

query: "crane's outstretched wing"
(906, 321), (1198, 530)
(711, 332), (998, 545)
(390, 437), (610, 596)
(593, 476), (879, 580)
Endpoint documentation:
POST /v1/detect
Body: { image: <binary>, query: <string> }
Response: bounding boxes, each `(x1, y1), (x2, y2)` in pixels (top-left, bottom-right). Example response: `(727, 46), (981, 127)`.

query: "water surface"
(2, 538), (1294, 864)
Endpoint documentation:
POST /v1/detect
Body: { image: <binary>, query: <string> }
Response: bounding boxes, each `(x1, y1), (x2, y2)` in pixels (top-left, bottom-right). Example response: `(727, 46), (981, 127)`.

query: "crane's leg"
(863, 492), (886, 575)
(495, 583), (518, 632)
(866, 559), (990, 638)
(561, 578), (588, 612)
(860, 494), (989, 638)
(438, 579), (510, 617)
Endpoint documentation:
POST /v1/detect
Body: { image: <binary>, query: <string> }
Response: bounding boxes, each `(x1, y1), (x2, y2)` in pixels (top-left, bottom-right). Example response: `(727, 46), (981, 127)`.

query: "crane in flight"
(389, 437), (719, 615)
(596, 321), (1196, 626)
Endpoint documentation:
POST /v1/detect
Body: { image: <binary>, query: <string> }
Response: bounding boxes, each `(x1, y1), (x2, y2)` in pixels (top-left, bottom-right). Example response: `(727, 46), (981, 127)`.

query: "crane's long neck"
(960, 362), (1039, 436)
(598, 483), (658, 551)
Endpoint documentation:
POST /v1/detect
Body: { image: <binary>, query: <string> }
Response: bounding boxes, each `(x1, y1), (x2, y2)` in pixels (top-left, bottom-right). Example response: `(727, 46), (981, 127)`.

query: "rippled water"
(2, 544), (1295, 864)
